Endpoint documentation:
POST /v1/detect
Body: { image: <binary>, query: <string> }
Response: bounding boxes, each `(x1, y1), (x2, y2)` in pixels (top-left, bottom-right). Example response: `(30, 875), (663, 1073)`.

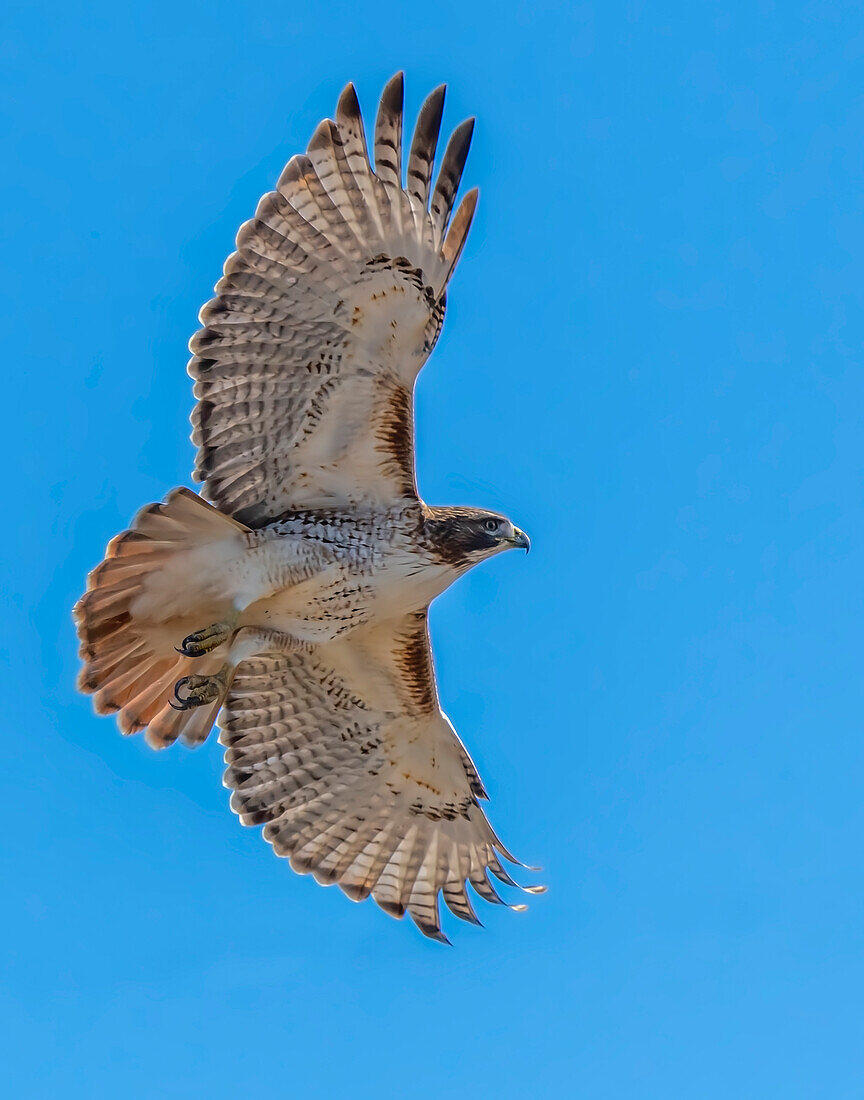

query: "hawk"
(75, 74), (541, 942)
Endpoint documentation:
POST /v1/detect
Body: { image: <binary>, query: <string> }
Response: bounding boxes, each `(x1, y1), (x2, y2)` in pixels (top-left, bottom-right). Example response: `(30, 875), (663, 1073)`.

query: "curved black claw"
(175, 622), (233, 658)
(168, 675), (220, 710)
(169, 676), (201, 710)
(175, 637), (209, 658)
(168, 670), (227, 711)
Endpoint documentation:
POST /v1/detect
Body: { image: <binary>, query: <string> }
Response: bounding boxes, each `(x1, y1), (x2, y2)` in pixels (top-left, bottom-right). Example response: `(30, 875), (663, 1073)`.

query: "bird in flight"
(75, 74), (541, 942)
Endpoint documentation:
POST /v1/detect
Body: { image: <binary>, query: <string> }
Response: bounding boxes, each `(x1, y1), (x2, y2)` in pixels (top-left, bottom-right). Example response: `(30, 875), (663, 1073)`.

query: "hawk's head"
(422, 506), (530, 570)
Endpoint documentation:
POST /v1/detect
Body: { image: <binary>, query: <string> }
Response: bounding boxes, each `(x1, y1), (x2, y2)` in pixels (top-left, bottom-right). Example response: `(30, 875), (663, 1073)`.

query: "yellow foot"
(169, 667), (229, 711)
(175, 620), (235, 657)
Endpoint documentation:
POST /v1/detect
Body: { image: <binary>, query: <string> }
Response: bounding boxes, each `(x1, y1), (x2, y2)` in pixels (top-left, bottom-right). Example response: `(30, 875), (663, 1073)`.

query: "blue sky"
(2, 0), (863, 1095)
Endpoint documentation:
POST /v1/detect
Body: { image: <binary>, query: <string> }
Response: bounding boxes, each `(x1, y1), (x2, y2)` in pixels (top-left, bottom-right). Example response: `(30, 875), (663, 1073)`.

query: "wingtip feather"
(407, 83), (447, 207)
(374, 72), (405, 188)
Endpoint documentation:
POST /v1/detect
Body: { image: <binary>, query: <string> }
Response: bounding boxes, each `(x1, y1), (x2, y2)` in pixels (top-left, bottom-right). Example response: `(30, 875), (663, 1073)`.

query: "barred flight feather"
(218, 613), (538, 940)
(189, 74), (478, 523)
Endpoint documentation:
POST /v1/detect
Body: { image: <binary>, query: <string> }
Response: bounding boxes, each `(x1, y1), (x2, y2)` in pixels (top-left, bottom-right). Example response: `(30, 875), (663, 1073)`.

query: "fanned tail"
(74, 488), (245, 748)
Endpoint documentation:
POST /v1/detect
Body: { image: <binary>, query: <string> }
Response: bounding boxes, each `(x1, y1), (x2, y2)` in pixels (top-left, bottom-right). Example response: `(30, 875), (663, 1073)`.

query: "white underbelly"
(239, 553), (452, 643)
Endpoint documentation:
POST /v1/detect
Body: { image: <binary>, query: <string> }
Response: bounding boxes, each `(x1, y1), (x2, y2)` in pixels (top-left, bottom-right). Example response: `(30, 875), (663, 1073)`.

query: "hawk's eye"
(483, 519), (499, 532)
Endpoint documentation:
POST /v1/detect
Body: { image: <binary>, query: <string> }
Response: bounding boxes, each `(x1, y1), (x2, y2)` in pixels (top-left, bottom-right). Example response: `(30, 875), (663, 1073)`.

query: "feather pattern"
(219, 612), (537, 939)
(190, 76), (477, 527)
(406, 85), (445, 208)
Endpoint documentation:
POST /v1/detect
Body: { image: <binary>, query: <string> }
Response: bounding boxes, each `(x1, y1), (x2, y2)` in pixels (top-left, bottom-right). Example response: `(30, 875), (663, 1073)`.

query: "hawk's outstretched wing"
(219, 612), (541, 941)
(190, 74), (477, 526)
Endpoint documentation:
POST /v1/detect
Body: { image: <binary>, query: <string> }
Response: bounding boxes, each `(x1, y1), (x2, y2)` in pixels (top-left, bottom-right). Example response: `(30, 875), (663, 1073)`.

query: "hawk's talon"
(169, 671), (226, 710)
(175, 620), (235, 658)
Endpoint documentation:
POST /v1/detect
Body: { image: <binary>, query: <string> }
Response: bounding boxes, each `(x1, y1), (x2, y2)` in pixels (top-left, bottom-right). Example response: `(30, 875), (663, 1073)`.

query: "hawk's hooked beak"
(510, 527), (531, 553)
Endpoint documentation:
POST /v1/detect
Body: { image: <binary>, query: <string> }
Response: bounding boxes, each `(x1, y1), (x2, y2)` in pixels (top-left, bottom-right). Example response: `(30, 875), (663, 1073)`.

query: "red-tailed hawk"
(75, 74), (541, 942)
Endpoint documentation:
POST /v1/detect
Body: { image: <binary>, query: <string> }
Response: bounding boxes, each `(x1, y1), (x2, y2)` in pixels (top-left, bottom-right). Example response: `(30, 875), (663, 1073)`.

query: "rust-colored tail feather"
(74, 488), (244, 749)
